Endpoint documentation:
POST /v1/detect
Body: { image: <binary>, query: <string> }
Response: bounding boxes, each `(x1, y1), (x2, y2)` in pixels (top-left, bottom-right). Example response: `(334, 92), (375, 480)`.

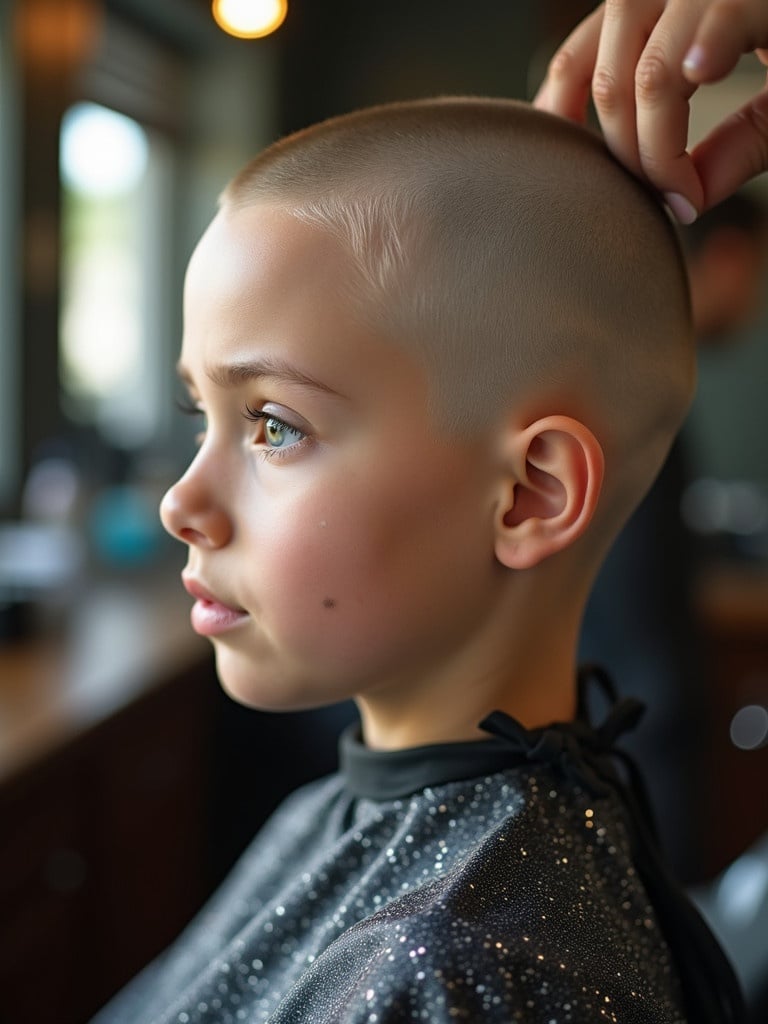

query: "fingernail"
(664, 192), (698, 225)
(683, 44), (705, 73)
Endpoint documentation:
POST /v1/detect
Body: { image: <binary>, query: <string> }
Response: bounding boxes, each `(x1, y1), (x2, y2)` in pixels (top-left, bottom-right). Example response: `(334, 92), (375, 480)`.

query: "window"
(59, 101), (172, 450)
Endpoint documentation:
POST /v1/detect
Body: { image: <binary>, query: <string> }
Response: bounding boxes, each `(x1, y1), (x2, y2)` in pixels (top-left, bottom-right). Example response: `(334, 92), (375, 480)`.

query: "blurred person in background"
(580, 190), (768, 883)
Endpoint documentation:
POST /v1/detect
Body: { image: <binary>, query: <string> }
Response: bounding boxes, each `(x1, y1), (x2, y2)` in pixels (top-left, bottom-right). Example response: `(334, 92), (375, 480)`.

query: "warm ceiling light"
(212, 0), (287, 39)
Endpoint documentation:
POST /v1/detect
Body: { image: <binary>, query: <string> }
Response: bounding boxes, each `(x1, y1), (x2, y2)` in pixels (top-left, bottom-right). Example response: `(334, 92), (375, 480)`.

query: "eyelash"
(242, 403), (307, 459)
(175, 398), (306, 460)
(242, 402), (276, 424)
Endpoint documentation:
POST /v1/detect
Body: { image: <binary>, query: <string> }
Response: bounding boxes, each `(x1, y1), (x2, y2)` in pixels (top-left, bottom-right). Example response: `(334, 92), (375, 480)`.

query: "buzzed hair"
(221, 98), (694, 532)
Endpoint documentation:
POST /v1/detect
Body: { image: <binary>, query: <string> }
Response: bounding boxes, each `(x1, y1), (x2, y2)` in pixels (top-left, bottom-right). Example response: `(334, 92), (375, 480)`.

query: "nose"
(160, 457), (233, 549)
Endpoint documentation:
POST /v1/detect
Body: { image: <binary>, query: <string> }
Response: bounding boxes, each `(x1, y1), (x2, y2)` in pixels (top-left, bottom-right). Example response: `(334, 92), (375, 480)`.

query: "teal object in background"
(89, 485), (163, 566)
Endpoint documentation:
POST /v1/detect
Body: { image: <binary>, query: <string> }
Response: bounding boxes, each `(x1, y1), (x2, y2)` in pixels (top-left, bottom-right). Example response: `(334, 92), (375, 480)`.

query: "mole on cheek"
(322, 598), (337, 609)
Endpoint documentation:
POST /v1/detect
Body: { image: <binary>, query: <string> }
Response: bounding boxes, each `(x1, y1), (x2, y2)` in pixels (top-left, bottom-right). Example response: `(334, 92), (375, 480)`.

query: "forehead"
(184, 203), (349, 319)
(181, 202), (428, 404)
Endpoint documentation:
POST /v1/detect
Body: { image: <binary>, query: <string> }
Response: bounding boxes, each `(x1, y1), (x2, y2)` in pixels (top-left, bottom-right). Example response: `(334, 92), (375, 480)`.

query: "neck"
(355, 587), (583, 751)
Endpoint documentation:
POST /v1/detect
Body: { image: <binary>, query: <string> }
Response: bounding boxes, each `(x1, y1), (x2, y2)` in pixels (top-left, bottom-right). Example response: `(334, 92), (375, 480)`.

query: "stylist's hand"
(534, 0), (768, 222)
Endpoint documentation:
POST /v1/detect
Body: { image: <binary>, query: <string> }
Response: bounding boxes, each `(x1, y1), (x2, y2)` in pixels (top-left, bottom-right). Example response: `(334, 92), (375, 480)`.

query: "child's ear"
(494, 415), (604, 570)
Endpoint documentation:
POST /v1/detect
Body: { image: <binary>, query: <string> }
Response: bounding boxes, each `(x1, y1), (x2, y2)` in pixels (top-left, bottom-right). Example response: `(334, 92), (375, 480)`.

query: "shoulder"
(275, 878), (684, 1024)
(272, 776), (686, 1023)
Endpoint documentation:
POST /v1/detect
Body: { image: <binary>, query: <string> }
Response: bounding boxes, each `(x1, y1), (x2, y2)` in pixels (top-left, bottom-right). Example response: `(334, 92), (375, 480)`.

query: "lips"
(182, 575), (249, 637)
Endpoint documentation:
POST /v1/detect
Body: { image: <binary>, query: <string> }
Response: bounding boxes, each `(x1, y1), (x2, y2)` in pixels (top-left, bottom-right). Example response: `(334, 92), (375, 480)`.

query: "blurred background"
(0, 1), (767, 1022)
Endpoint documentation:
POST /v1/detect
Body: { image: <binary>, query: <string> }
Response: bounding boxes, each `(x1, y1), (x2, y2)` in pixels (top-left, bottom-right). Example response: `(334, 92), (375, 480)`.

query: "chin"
(214, 646), (343, 713)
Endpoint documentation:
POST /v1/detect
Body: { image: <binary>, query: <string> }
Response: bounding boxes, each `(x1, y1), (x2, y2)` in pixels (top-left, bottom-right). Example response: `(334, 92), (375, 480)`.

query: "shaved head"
(221, 97), (694, 539)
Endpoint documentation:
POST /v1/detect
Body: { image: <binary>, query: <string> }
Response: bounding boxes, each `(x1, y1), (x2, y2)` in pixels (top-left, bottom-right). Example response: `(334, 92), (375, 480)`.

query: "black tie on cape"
(480, 664), (746, 1024)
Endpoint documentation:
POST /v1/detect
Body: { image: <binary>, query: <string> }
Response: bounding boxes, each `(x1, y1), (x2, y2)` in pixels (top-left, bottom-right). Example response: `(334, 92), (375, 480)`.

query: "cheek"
(248, 461), (493, 665)
(252, 484), (391, 631)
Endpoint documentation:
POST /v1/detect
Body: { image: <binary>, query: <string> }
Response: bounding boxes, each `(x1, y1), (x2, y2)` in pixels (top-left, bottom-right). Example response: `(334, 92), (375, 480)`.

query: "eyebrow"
(176, 356), (344, 399)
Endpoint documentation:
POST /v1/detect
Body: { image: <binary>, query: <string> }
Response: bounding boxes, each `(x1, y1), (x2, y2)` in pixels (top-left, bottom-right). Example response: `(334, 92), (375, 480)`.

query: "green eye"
(264, 415), (304, 449)
(242, 404), (306, 452)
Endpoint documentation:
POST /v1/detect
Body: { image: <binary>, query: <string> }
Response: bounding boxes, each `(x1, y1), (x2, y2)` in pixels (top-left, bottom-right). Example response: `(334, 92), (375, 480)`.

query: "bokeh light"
(212, 0), (287, 40)
(60, 102), (148, 198)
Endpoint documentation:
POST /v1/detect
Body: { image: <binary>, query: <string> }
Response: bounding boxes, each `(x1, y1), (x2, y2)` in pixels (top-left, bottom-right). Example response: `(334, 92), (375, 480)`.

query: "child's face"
(161, 204), (503, 712)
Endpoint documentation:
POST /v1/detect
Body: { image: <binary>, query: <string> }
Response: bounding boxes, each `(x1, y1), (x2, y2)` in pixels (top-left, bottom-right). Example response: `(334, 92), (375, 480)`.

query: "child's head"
(222, 98), (693, 520)
(161, 98), (693, 741)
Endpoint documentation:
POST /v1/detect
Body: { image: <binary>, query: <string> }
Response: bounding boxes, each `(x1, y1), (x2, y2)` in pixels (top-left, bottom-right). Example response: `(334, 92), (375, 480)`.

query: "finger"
(683, 0), (768, 83)
(591, 0), (663, 179)
(534, 6), (606, 124)
(691, 85), (768, 210)
(634, 0), (705, 213)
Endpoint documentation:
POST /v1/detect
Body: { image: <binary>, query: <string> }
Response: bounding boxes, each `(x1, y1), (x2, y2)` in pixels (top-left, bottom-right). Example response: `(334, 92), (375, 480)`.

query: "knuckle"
(636, 50), (672, 103)
(744, 101), (768, 134)
(734, 105), (768, 169)
(547, 46), (577, 82)
(592, 67), (622, 112)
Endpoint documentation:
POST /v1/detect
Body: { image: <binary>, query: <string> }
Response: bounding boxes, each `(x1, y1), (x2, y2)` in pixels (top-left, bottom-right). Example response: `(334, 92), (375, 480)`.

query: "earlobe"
(494, 416), (604, 571)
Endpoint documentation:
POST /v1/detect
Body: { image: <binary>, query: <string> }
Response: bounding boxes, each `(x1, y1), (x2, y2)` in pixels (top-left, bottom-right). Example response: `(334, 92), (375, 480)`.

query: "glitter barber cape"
(93, 669), (743, 1024)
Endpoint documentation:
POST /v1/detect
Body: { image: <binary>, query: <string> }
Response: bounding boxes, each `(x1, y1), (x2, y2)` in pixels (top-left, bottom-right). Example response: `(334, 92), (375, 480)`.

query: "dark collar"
(338, 666), (647, 802)
(339, 725), (527, 800)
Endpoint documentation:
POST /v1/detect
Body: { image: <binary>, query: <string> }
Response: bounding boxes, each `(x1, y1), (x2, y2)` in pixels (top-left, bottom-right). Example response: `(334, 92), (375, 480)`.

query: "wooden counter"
(0, 577), (210, 785)
(0, 574), (216, 1024)
(697, 561), (768, 635)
